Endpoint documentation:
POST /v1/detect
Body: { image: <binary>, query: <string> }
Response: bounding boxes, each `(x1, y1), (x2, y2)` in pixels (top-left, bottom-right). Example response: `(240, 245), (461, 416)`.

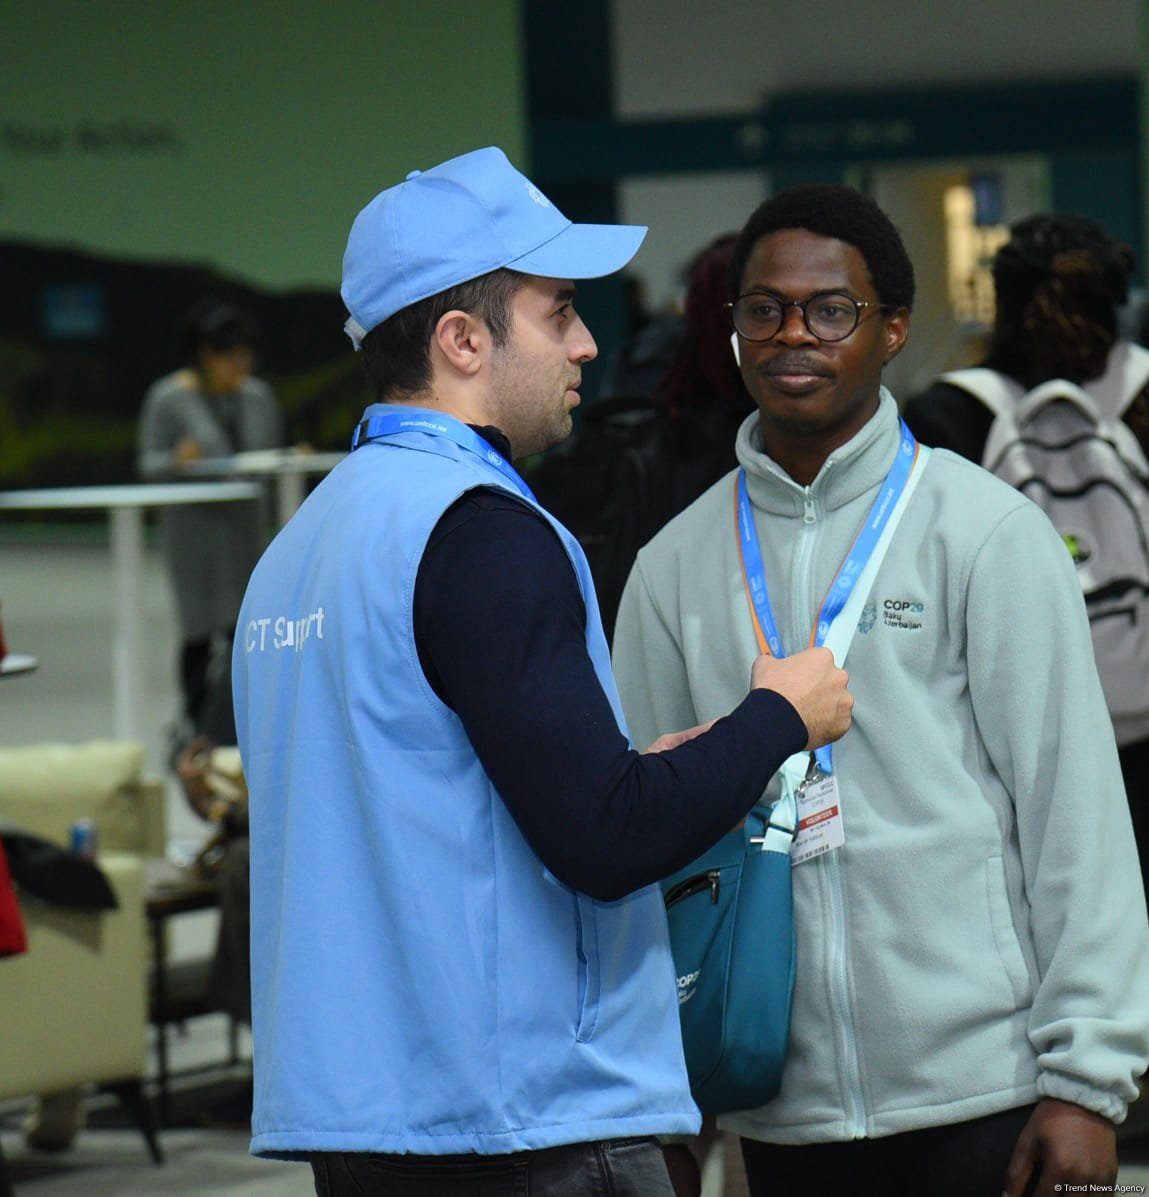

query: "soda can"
(70, 818), (97, 861)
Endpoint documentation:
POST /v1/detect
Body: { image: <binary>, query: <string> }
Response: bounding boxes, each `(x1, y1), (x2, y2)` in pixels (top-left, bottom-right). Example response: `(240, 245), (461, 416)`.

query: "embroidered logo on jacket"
(881, 598), (925, 631)
(857, 600), (927, 634)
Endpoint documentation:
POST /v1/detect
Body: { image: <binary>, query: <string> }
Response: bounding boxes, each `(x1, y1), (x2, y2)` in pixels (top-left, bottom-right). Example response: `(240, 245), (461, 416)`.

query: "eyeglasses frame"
(725, 289), (895, 344)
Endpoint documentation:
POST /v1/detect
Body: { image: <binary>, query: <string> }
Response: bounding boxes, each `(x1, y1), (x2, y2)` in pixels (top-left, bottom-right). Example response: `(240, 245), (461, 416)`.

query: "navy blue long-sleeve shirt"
(413, 428), (807, 901)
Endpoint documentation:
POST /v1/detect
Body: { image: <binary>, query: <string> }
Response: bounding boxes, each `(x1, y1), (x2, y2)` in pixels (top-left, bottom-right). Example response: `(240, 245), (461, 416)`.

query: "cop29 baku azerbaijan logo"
(676, 968), (701, 1005)
(858, 602), (878, 634)
(881, 597), (925, 632)
(858, 598), (927, 634)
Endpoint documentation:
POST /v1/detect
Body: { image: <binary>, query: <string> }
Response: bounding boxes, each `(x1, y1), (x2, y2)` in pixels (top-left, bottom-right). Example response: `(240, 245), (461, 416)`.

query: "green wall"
(0, 1), (526, 289)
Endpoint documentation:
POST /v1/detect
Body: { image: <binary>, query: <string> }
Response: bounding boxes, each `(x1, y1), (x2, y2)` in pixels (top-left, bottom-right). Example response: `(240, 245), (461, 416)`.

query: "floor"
(3, 528), (1149, 1195)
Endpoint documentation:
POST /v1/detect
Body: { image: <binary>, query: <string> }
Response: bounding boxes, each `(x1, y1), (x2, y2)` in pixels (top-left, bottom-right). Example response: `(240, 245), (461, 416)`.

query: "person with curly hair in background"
(905, 214), (1149, 897)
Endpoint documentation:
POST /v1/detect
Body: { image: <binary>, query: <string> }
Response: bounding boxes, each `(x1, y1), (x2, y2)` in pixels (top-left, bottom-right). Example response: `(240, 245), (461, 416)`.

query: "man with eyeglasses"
(612, 183), (1149, 1197)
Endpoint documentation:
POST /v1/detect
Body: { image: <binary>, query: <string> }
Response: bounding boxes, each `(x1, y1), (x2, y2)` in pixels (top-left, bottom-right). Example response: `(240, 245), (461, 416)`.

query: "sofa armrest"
(135, 776), (167, 858)
(0, 740), (167, 854)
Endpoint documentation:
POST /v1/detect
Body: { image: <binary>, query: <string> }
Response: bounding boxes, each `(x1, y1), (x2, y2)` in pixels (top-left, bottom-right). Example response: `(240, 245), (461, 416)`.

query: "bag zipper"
(664, 869), (721, 909)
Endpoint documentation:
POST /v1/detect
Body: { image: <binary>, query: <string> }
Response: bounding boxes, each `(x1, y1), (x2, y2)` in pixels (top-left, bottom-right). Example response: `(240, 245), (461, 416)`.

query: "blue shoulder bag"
(661, 799), (796, 1114)
(663, 430), (931, 1115)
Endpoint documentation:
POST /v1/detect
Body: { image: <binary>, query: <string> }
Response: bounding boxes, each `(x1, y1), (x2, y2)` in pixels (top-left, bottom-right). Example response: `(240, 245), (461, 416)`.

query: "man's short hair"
(181, 298), (258, 362)
(728, 184), (916, 312)
(359, 268), (527, 401)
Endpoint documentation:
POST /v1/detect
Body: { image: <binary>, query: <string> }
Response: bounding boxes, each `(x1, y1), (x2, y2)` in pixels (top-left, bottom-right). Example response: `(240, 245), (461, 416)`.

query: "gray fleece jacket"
(613, 391), (1149, 1143)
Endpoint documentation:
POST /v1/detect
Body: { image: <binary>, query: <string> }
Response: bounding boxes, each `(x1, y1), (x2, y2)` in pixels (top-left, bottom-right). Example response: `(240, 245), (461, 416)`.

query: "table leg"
(109, 505), (145, 741)
(0, 1133), (12, 1197)
(148, 912), (172, 1125)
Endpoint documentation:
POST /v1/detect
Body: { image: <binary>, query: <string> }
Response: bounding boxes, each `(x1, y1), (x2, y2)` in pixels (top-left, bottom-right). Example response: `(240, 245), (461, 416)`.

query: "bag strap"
(942, 368), (1109, 473)
(1084, 341), (1149, 420)
(942, 357), (1149, 477)
(939, 367), (1025, 421)
(943, 346), (1149, 421)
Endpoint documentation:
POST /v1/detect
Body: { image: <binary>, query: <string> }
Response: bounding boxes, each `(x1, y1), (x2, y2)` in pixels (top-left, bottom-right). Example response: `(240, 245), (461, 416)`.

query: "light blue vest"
(233, 407), (699, 1158)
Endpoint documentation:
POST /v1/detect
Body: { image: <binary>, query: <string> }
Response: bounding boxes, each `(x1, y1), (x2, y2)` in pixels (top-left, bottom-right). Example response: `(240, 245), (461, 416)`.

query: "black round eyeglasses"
(726, 291), (892, 343)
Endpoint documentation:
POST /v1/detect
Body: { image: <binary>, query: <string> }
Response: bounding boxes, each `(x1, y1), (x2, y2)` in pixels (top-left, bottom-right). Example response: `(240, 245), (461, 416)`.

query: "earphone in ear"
(730, 331), (741, 366)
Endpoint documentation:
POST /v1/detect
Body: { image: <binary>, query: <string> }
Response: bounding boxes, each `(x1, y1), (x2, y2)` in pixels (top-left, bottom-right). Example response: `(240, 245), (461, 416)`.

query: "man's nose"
(774, 303), (818, 345)
(570, 317), (597, 363)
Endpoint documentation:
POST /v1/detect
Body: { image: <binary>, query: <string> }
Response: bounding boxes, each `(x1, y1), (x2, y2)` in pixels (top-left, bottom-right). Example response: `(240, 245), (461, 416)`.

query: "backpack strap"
(1018, 378), (1103, 425)
(944, 366), (1149, 480)
(1088, 341), (1149, 420)
(940, 344), (1149, 419)
(938, 368), (1025, 421)
(941, 367), (1130, 474)
(940, 368), (1028, 471)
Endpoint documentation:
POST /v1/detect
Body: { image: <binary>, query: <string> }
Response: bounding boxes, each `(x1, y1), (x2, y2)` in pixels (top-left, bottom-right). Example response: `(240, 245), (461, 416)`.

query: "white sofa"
(0, 740), (166, 1173)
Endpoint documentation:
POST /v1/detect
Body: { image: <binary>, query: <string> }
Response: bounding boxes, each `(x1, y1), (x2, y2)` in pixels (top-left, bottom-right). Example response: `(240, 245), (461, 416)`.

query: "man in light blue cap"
(232, 146), (851, 1196)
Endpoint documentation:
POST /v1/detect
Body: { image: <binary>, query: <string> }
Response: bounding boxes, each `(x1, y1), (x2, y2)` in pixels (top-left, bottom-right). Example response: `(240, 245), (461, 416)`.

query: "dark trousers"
(741, 1104), (1036, 1197)
(311, 1136), (675, 1196)
(1121, 737), (1149, 899)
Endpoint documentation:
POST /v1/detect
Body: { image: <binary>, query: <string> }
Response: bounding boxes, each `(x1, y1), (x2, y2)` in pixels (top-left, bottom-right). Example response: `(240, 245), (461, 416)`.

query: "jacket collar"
(735, 388), (903, 517)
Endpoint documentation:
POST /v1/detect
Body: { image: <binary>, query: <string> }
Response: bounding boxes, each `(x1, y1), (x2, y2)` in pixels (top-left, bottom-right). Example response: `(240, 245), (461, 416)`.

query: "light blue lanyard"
(736, 419), (920, 775)
(351, 409), (536, 502)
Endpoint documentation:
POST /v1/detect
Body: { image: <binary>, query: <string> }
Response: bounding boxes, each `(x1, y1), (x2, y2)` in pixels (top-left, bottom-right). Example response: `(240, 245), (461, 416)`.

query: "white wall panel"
(614, 0), (1139, 119)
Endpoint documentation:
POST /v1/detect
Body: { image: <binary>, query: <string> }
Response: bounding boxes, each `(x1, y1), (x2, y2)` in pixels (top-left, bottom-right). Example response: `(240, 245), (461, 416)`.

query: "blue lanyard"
(736, 419), (920, 775)
(351, 409), (536, 502)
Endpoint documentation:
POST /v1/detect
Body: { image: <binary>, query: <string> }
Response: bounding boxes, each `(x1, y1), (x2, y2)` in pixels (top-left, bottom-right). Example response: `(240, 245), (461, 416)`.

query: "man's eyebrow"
(740, 286), (861, 300)
(553, 285), (576, 303)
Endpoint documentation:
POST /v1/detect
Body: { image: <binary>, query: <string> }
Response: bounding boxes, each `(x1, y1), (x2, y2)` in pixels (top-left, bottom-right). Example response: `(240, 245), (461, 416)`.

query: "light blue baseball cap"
(341, 146), (647, 348)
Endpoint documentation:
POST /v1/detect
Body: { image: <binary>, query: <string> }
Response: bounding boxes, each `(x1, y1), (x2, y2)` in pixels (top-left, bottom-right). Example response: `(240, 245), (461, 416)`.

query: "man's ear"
(882, 308), (910, 364)
(432, 310), (486, 376)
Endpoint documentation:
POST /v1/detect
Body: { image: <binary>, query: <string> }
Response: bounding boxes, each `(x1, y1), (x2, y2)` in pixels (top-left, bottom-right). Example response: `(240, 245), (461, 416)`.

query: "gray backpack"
(941, 342), (1149, 746)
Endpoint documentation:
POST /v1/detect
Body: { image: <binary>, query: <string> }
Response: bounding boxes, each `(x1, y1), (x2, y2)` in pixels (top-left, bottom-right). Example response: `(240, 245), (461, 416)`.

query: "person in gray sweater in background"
(138, 298), (284, 744)
(612, 183), (1149, 1197)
